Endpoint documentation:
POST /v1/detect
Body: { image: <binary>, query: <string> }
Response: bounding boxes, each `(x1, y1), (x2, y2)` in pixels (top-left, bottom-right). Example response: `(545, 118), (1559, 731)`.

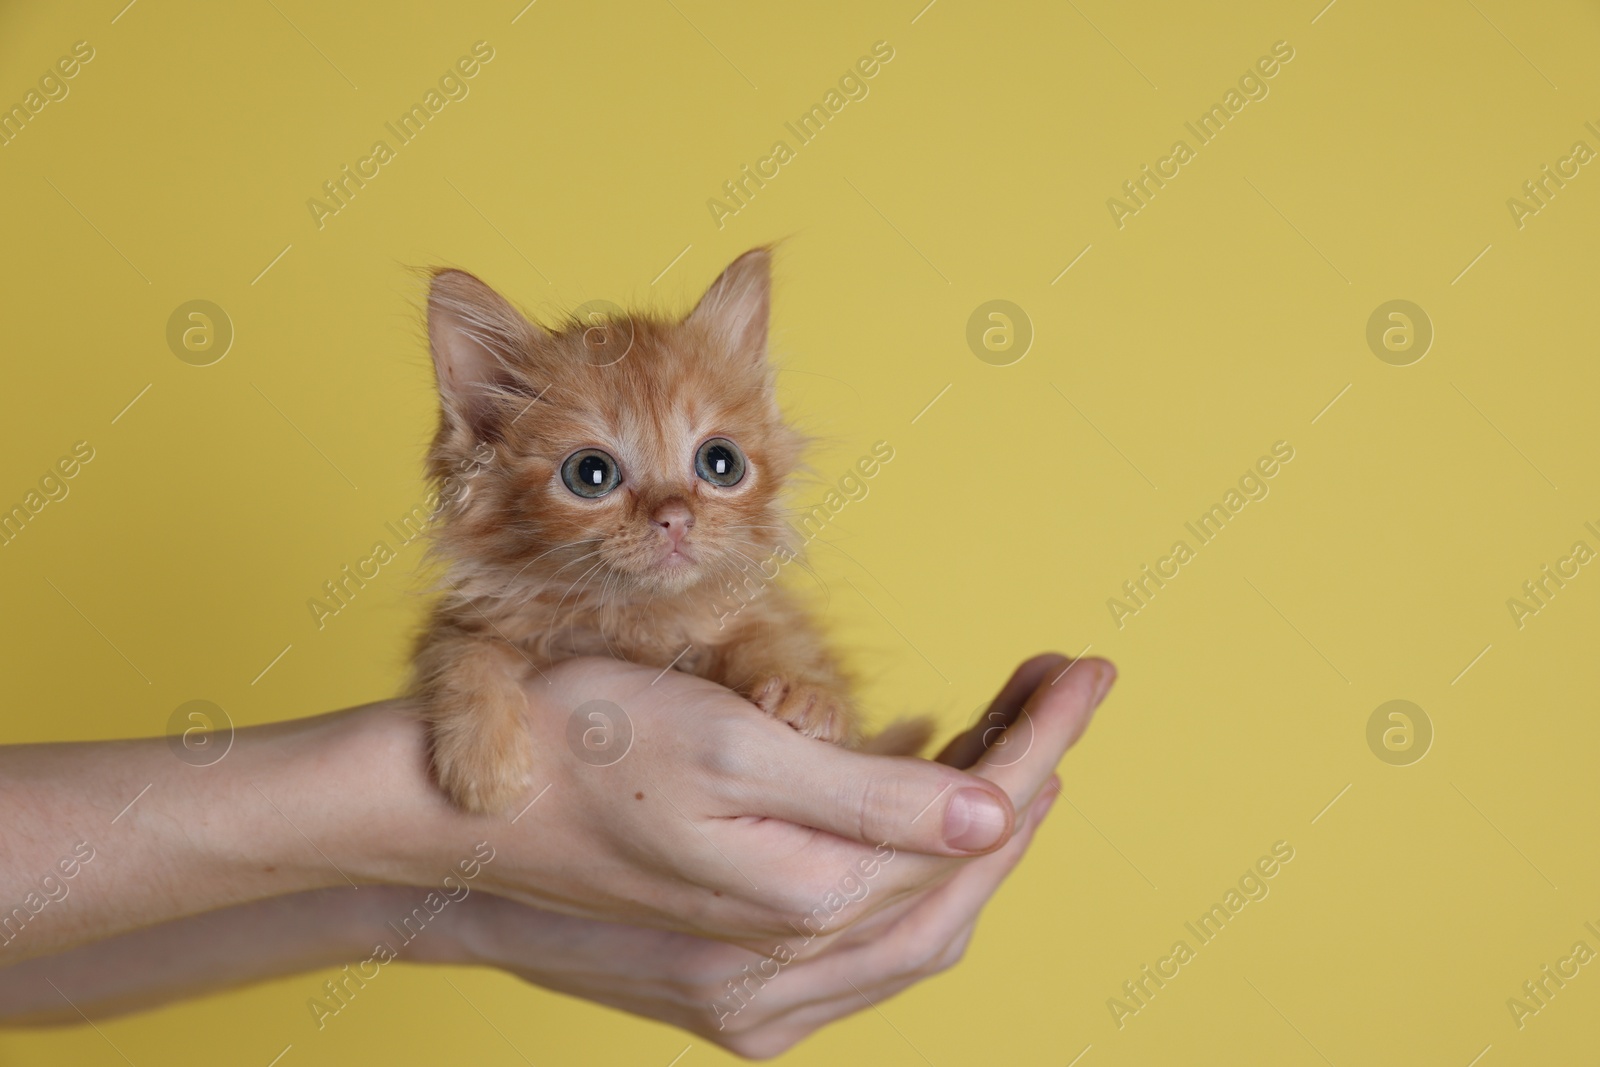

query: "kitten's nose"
(651, 499), (695, 547)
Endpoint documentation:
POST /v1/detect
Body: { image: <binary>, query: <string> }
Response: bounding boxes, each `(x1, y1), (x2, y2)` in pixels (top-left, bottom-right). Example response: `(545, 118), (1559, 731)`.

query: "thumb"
(745, 741), (1017, 857)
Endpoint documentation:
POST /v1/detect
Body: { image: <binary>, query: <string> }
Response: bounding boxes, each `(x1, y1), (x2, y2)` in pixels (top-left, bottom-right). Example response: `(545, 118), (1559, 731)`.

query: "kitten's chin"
(642, 557), (704, 594)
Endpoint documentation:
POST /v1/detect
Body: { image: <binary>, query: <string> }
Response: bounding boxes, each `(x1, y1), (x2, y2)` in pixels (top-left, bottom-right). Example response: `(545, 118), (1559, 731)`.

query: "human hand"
(805, 652), (1113, 955)
(417, 653), (1110, 949)
(406, 654), (1026, 946)
(424, 783), (1059, 1059)
(0, 653), (1109, 1053)
(425, 653), (1112, 1057)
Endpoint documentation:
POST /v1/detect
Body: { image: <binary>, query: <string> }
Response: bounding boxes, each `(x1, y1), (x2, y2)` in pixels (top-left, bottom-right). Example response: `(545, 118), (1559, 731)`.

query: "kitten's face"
(488, 329), (795, 596)
(426, 249), (801, 599)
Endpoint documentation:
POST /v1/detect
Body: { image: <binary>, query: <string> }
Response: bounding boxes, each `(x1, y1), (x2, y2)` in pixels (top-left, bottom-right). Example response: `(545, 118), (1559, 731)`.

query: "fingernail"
(1090, 664), (1117, 710)
(944, 788), (1009, 852)
(1038, 780), (1062, 819)
(1025, 790), (1059, 830)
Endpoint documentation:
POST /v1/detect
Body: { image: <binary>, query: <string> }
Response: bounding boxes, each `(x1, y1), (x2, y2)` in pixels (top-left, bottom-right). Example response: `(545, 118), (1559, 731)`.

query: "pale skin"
(0, 653), (1114, 1057)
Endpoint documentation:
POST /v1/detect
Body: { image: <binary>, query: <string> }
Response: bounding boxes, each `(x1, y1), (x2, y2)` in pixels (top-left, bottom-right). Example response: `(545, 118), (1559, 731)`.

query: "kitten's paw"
(751, 676), (854, 745)
(429, 710), (534, 815)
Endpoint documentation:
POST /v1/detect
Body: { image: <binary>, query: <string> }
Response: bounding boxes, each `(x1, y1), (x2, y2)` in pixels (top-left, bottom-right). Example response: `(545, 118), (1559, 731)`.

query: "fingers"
(722, 653), (1110, 859)
(737, 730), (1017, 858)
(702, 655), (1100, 1056)
(836, 777), (1057, 983)
(967, 657), (1114, 812)
(728, 780), (1062, 1050)
(935, 653), (1073, 768)
(894, 774), (1060, 938)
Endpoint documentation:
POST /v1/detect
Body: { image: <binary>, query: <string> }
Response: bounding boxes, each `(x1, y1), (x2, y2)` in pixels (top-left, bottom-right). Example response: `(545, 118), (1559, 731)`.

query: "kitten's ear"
(686, 247), (770, 363)
(427, 269), (544, 435)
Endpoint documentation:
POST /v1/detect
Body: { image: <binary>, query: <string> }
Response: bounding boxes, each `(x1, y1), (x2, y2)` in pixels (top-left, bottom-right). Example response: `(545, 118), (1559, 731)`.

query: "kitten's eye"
(695, 438), (746, 487)
(561, 449), (620, 498)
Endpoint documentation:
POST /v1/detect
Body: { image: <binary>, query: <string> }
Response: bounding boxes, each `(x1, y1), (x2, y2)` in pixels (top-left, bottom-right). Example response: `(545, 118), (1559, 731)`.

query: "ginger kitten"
(413, 249), (902, 813)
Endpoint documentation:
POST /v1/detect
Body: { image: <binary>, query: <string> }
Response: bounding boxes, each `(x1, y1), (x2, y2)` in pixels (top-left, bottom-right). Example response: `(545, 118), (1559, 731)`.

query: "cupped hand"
(446, 653), (1113, 953)
(0, 651), (1110, 1051)
(424, 771), (1064, 1059)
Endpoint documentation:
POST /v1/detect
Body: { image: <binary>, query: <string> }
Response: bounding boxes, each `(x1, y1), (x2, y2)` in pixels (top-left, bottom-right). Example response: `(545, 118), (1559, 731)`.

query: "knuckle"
(713, 1007), (758, 1037)
(936, 940), (968, 973)
(856, 772), (918, 844)
(701, 712), (768, 780)
(825, 906), (866, 935)
(855, 776), (886, 843)
(704, 707), (792, 785)
(778, 878), (833, 929)
(779, 870), (828, 912)
(720, 1030), (796, 1060)
(887, 921), (952, 975)
(935, 928), (976, 972)
(914, 940), (947, 974)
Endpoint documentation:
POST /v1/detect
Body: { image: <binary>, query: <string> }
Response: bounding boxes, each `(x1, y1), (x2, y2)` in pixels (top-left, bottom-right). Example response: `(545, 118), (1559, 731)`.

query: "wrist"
(174, 703), (450, 905)
(208, 706), (496, 968)
(302, 701), (509, 896)
(154, 720), (345, 913)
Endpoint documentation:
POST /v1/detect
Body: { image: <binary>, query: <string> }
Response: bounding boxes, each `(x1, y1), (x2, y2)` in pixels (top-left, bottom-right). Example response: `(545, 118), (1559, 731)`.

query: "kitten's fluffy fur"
(413, 249), (896, 813)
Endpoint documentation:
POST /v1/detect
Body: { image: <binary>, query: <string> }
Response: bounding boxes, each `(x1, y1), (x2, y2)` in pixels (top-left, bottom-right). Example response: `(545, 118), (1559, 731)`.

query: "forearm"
(0, 702), (460, 964)
(0, 886), (436, 1025)
(0, 884), (688, 1029)
(0, 883), (710, 1034)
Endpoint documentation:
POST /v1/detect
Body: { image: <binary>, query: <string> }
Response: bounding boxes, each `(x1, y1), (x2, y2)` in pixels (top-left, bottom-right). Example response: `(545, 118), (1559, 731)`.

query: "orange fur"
(412, 249), (867, 813)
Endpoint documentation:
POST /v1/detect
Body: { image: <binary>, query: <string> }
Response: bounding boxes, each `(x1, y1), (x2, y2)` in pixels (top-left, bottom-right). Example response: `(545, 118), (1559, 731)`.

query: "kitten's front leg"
(747, 672), (858, 745)
(415, 634), (538, 814)
(712, 619), (860, 746)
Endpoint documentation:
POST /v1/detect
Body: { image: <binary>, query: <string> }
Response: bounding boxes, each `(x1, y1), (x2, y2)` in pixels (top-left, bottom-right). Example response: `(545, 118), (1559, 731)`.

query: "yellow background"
(3, 0), (1599, 1062)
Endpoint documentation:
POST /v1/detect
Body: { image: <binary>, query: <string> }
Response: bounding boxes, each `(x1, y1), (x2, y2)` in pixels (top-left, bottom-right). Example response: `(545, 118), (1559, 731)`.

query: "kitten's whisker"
(804, 537), (900, 610)
(513, 556), (598, 600)
(724, 536), (802, 576)
(545, 558), (607, 649)
(455, 545), (603, 607)
(594, 569), (613, 650)
(723, 542), (811, 595)
(725, 537), (831, 608)
(510, 537), (605, 581)
(521, 550), (602, 603)
(571, 560), (606, 611)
